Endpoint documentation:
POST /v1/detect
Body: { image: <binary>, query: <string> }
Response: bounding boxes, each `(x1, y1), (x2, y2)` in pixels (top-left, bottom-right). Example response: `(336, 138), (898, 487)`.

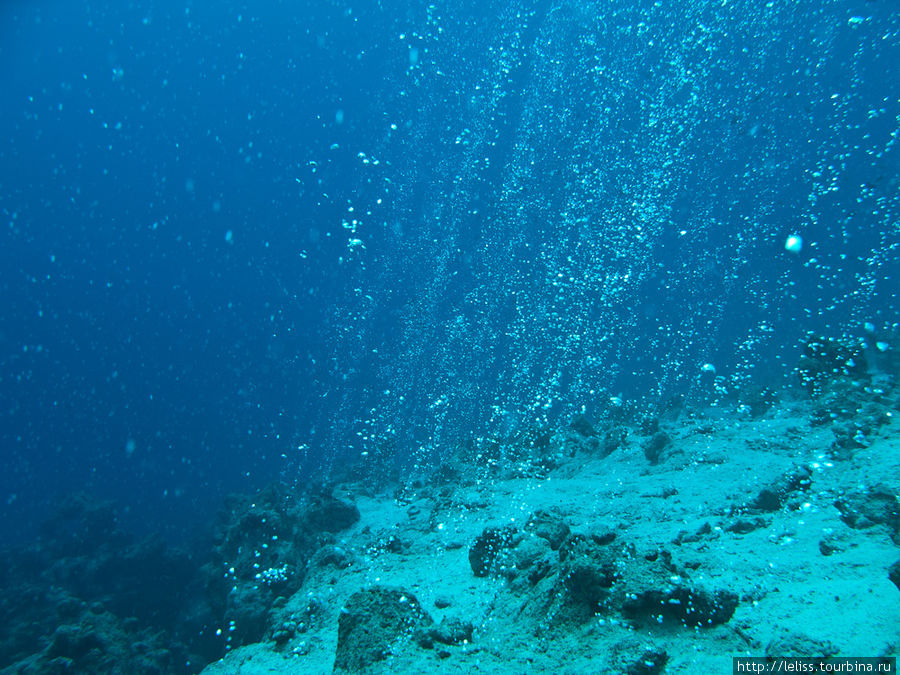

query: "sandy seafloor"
(201, 395), (900, 674)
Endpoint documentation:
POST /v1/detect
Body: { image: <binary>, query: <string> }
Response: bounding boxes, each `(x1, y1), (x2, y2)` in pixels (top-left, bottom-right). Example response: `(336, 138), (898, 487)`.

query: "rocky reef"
(3, 333), (899, 674)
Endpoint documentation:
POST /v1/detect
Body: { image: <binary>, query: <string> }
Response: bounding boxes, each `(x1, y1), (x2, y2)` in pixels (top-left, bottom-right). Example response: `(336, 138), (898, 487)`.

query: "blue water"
(1, 0), (897, 548)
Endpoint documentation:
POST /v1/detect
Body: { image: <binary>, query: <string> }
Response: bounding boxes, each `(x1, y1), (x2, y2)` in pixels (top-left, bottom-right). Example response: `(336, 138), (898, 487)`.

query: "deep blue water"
(1, 0), (898, 545)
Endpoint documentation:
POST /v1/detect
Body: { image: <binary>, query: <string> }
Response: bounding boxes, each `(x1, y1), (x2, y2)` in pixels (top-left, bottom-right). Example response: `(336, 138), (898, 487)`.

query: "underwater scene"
(1, 0), (899, 672)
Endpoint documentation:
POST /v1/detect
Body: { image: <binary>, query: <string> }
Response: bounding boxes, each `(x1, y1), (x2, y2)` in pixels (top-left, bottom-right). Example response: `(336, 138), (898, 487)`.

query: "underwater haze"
(1, 0), (899, 673)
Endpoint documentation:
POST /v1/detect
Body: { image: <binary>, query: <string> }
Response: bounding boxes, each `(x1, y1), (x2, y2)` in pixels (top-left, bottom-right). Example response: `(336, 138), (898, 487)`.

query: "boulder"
(334, 587), (432, 672)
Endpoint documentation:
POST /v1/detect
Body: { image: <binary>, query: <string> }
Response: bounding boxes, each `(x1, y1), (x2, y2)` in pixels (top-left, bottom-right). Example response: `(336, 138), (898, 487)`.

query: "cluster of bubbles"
(296, 0), (899, 476)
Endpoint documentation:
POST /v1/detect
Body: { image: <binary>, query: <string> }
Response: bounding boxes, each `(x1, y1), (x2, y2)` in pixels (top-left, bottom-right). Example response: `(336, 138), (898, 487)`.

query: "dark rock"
(469, 526), (519, 577)
(602, 427), (628, 457)
(889, 560), (900, 592)
(807, 375), (893, 454)
(224, 584), (270, 644)
(591, 530), (617, 546)
(525, 510), (570, 550)
(830, 422), (872, 459)
(621, 587), (738, 628)
(527, 558), (554, 585)
(726, 518), (769, 535)
(428, 617), (474, 646)
(834, 484), (900, 543)
(514, 533), (740, 635)
(305, 495), (360, 533)
(746, 465), (812, 512)
(206, 485), (311, 650)
(310, 544), (352, 569)
(818, 535), (845, 556)
(333, 587), (432, 672)
(642, 432), (672, 464)
(272, 595), (324, 642)
(434, 597), (452, 609)
(271, 624), (294, 645)
(681, 522), (713, 544)
(558, 536), (620, 611)
(565, 558), (618, 606)
(380, 534), (405, 553)
(213, 485), (309, 577)
(512, 538), (551, 576)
